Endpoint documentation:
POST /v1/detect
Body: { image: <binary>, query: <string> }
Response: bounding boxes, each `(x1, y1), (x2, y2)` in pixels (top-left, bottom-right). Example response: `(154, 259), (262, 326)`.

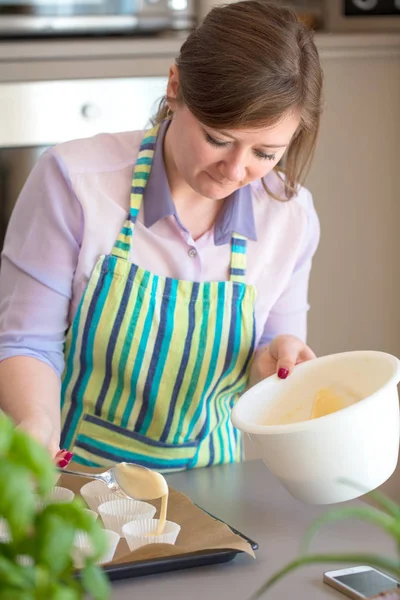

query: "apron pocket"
(73, 413), (199, 472)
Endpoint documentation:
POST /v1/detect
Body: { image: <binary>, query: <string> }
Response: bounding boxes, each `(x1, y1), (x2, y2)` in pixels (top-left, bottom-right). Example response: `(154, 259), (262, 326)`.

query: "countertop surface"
(109, 458), (399, 600)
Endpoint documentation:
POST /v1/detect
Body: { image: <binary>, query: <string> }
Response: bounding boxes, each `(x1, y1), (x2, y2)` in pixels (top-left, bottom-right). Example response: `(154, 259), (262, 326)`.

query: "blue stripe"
(72, 454), (101, 467)
(94, 265), (137, 416)
(108, 269), (150, 422)
(83, 414), (197, 449)
(231, 237), (247, 247)
(121, 275), (159, 428)
(209, 434), (215, 466)
(175, 284), (211, 444)
(61, 299), (84, 411)
(204, 284), (241, 465)
(230, 267), (246, 276)
(140, 142), (156, 151)
(61, 257), (114, 449)
(185, 282), (226, 440)
(160, 282), (199, 442)
(142, 135), (157, 144)
(137, 278), (178, 434)
(76, 436), (190, 470)
(121, 226), (132, 237)
(131, 186), (144, 194)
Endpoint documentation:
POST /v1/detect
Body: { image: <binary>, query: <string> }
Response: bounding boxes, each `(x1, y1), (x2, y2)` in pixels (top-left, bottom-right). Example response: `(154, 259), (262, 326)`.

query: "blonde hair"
(153, 1), (324, 200)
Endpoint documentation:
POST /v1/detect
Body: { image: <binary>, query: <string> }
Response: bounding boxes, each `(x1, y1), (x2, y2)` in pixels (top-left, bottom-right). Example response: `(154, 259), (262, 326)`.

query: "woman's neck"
(163, 126), (224, 241)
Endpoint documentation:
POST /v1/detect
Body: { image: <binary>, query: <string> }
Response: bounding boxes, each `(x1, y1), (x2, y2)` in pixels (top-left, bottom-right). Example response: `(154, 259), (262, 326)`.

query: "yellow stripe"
(231, 253), (247, 270)
(131, 178), (147, 188)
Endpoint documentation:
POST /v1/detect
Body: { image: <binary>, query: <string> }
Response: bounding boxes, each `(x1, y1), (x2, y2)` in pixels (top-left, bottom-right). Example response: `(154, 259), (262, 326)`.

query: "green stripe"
(231, 244), (246, 254)
(173, 284), (211, 444)
(133, 171), (150, 180)
(114, 240), (130, 252)
(136, 157), (152, 165)
(61, 296), (85, 408)
(64, 259), (116, 445)
(185, 282), (226, 440)
(141, 279), (178, 434)
(121, 274), (159, 428)
(77, 434), (189, 468)
(107, 270), (150, 421)
(142, 134), (157, 144)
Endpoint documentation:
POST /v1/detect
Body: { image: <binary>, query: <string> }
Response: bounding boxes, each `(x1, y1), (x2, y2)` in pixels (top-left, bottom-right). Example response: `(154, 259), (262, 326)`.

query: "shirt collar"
(143, 120), (257, 245)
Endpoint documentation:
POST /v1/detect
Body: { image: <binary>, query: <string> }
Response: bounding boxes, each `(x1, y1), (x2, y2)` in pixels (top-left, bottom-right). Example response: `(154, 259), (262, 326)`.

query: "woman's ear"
(166, 64), (180, 107)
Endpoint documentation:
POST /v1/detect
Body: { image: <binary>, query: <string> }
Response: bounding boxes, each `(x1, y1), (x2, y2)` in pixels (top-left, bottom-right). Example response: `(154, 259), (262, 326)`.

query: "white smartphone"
(324, 566), (400, 599)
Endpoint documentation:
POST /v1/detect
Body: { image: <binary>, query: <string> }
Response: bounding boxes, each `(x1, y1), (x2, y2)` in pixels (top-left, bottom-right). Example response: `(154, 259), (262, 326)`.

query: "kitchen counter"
(0, 31), (400, 83)
(110, 459), (399, 600)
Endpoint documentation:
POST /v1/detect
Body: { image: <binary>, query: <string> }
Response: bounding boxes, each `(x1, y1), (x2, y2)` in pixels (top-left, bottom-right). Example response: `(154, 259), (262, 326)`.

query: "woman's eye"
(254, 149), (276, 161)
(204, 132), (230, 148)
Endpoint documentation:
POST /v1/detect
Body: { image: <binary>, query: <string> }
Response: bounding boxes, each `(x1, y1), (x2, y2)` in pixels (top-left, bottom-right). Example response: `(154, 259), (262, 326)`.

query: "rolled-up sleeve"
(258, 190), (320, 347)
(0, 149), (82, 377)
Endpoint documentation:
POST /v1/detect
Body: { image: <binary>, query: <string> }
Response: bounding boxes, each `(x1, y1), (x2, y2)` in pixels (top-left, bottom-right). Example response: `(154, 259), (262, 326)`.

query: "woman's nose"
(219, 156), (247, 183)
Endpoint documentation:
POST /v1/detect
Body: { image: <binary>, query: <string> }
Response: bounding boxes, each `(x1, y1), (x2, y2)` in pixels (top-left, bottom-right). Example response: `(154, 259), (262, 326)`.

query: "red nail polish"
(57, 458), (70, 469)
(278, 368), (289, 379)
(64, 452), (74, 461)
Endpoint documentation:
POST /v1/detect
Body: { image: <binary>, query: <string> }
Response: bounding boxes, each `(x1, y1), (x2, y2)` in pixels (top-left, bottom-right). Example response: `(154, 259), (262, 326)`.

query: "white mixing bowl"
(231, 351), (400, 504)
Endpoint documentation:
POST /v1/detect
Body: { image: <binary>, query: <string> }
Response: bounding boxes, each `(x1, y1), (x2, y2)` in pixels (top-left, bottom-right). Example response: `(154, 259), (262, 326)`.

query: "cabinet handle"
(81, 103), (102, 120)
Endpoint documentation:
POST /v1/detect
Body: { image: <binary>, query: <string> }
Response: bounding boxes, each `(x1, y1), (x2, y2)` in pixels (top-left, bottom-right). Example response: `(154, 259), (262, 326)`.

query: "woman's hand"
(17, 416), (73, 468)
(248, 334), (316, 388)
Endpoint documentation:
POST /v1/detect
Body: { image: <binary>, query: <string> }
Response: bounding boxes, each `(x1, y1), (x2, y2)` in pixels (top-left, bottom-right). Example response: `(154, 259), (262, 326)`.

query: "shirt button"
(188, 247), (197, 258)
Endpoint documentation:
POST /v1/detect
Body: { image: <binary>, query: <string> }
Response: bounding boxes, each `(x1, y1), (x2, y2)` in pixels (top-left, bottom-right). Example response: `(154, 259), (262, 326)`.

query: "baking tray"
(101, 518), (258, 581)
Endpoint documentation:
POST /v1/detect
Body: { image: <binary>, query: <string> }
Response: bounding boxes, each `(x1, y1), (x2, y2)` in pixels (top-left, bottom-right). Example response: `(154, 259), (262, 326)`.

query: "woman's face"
(165, 70), (301, 200)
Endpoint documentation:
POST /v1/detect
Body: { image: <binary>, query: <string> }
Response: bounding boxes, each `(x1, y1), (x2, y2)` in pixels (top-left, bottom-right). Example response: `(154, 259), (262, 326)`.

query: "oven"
(0, 0), (196, 37)
(0, 76), (168, 251)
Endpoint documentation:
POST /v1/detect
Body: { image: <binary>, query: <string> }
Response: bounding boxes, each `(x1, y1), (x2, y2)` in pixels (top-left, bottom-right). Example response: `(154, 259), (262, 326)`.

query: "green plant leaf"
(300, 506), (399, 555)
(34, 513), (75, 575)
(338, 478), (400, 518)
(0, 413), (14, 456)
(81, 563), (111, 600)
(51, 585), (81, 600)
(0, 590), (33, 600)
(0, 461), (36, 537)
(9, 429), (55, 495)
(0, 554), (30, 589)
(248, 553), (400, 599)
(42, 501), (108, 561)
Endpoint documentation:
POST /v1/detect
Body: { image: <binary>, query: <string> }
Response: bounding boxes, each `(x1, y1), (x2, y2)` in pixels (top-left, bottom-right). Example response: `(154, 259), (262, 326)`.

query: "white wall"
(306, 36), (400, 359)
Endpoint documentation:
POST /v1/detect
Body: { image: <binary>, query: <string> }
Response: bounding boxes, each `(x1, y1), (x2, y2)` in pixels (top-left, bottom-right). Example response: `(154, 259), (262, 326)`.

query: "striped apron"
(60, 124), (257, 472)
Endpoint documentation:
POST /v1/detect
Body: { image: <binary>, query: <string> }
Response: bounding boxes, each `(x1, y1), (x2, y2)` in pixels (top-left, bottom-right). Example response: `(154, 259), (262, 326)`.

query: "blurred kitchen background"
(0, 0), (400, 360)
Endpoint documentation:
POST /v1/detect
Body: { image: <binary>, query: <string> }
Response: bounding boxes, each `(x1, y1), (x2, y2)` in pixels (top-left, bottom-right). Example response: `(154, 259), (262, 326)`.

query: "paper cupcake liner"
(37, 486), (74, 509)
(80, 480), (118, 512)
(0, 519), (33, 565)
(0, 518), (10, 543)
(73, 529), (120, 568)
(122, 519), (180, 552)
(98, 499), (156, 536)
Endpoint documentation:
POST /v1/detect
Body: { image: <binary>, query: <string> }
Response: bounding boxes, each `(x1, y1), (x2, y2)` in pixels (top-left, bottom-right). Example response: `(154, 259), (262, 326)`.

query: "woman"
(0, 1), (323, 471)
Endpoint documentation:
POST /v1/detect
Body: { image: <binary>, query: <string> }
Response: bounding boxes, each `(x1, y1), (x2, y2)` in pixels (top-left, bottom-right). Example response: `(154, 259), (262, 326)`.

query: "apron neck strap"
(112, 124), (160, 260)
(230, 233), (248, 283)
(111, 123), (249, 283)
